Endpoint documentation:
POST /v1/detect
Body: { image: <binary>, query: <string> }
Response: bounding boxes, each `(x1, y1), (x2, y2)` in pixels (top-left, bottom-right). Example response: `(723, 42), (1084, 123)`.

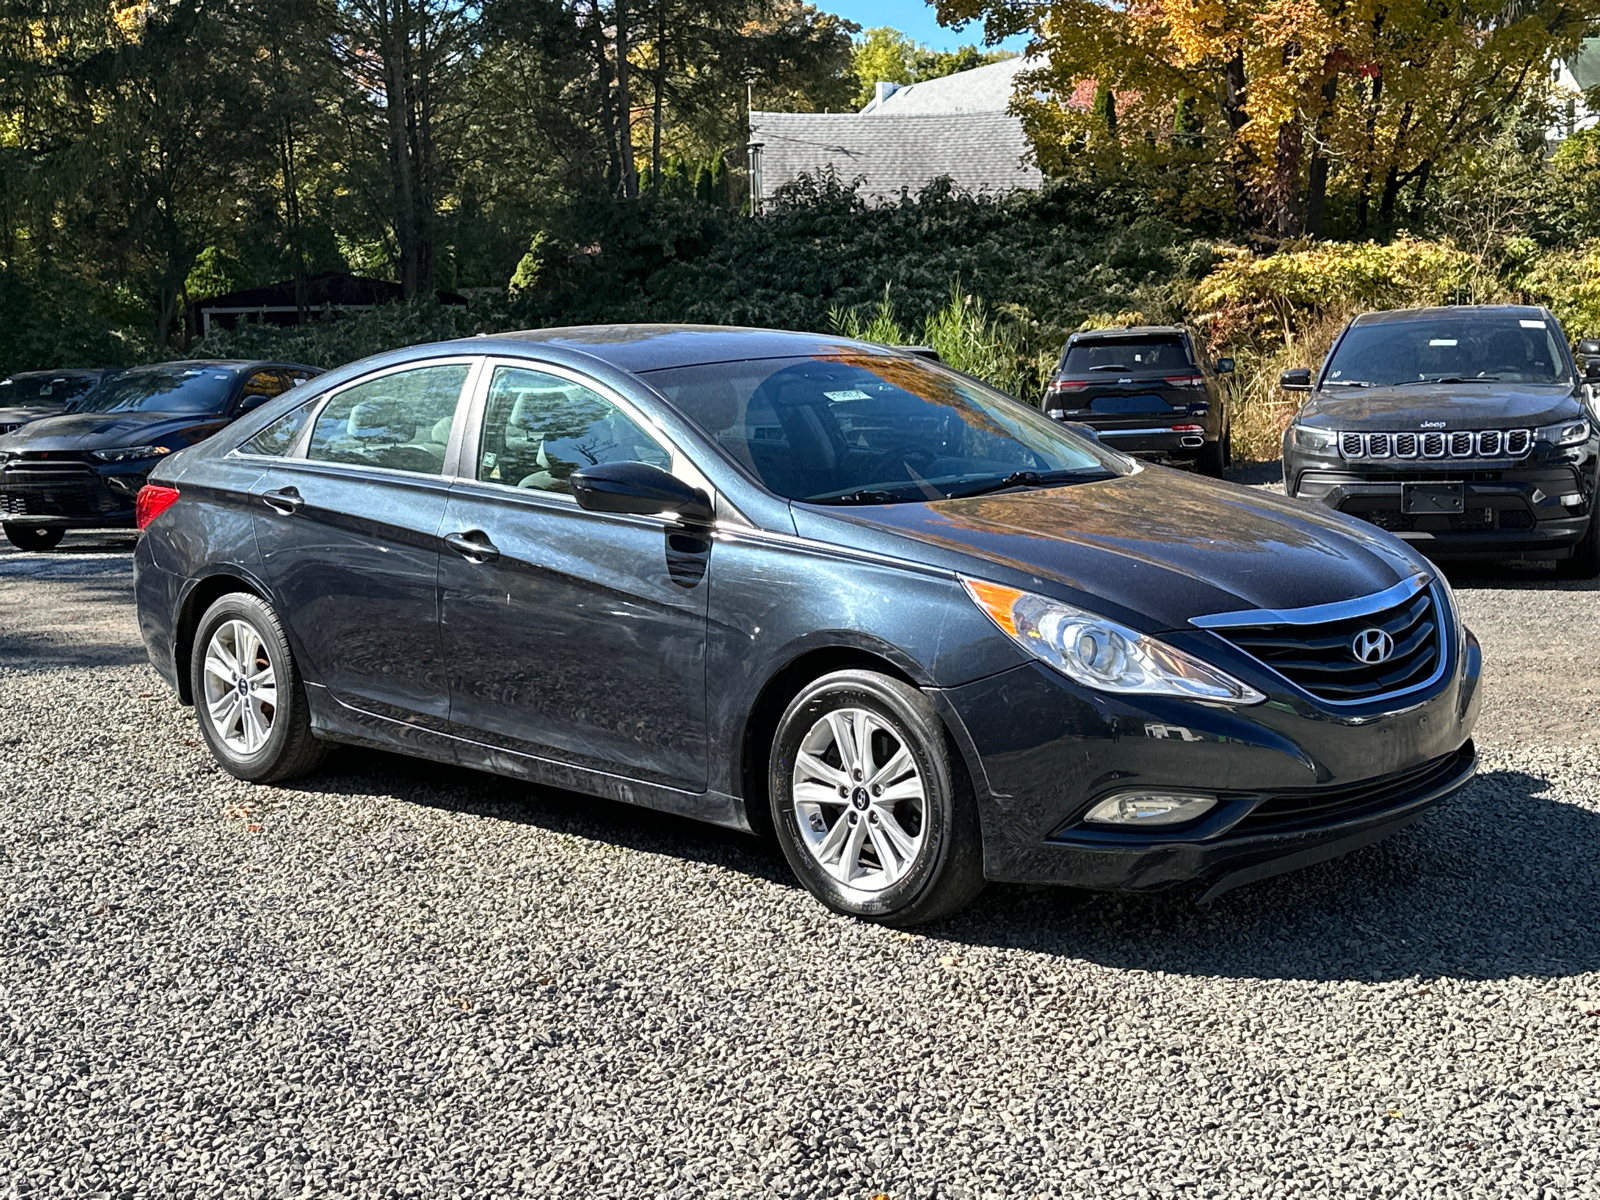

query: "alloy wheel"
(201, 618), (278, 755)
(791, 707), (927, 892)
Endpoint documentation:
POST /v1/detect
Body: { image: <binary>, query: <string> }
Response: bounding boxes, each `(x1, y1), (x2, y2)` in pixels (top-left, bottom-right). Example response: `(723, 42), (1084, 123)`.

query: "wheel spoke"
(829, 815), (869, 884)
(866, 821), (906, 877)
(811, 810), (853, 867)
(826, 711), (859, 773)
(248, 662), (275, 689)
(210, 638), (239, 677)
(852, 710), (876, 777)
(242, 697), (270, 752)
(207, 690), (237, 724)
(236, 624), (263, 674)
(795, 750), (847, 789)
(873, 809), (919, 863)
(203, 656), (235, 686)
(866, 743), (913, 790)
(794, 780), (845, 808)
(876, 776), (924, 805)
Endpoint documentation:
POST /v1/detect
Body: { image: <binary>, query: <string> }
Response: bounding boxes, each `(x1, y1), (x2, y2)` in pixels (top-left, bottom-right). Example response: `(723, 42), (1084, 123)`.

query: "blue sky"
(819, 1), (1031, 52)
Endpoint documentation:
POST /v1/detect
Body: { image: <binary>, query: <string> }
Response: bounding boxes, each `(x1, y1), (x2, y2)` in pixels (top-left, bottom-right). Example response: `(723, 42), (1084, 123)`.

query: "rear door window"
(306, 363), (472, 477)
(1062, 337), (1191, 377)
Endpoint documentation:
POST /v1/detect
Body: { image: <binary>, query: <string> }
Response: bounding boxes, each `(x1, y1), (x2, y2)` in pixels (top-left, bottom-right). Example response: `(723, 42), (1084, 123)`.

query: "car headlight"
(91, 444), (172, 463)
(1538, 419), (1591, 447)
(963, 578), (1266, 704)
(1288, 424), (1338, 454)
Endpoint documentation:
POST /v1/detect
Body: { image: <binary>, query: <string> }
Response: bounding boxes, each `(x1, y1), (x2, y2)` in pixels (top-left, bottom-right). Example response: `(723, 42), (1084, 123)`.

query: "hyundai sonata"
(132, 327), (1480, 924)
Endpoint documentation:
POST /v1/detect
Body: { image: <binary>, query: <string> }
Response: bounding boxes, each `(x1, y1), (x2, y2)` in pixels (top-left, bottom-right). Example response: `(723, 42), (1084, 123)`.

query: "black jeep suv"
(1281, 306), (1600, 577)
(1042, 325), (1234, 475)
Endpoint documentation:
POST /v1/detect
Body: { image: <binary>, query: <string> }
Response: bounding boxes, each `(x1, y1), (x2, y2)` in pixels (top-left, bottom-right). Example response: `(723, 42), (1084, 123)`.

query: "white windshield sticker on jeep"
(1520, 320), (1545, 329)
(1428, 339), (1458, 347)
(823, 389), (871, 401)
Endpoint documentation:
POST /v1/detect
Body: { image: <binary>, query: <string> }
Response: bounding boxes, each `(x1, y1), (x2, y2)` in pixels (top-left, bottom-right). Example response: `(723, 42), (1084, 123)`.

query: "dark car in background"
(1041, 325), (1234, 475)
(132, 326), (1478, 925)
(1281, 306), (1600, 577)
(0, 369), (112, 435)
(0, 360), (320, 551)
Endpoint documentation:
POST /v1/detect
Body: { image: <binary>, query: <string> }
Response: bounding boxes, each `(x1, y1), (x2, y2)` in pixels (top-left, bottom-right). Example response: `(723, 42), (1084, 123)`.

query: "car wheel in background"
(1556, 509), (1600, 580)
(1198, 437), (1226, 477)
(769, 669), (985, 926)
(3, 523), (64, 551)
(189, 592), (328, 784)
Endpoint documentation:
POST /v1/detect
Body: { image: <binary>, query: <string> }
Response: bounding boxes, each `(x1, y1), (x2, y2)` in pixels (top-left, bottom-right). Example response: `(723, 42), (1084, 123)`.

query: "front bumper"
(0, 466), (139, 527)
(936, 626), (1482, 893)
(1287, 459), (1594, 558)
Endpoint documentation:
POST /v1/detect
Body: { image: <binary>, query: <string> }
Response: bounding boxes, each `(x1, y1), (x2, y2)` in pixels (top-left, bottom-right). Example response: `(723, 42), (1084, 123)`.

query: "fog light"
(1560, 493), (1583, 506)
(1083, 792), (1217, 827)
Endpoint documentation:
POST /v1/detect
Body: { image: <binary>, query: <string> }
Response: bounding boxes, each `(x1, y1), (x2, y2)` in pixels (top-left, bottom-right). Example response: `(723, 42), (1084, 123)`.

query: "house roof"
(859, 55), (1034, 115)
(749, 109), (1043, 205)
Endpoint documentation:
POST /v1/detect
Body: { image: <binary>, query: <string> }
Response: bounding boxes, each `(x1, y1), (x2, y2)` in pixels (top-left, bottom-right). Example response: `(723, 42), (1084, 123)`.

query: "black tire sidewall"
(4, 524), (64, 551)
(189, 594), (298, 779)
(769, 672), (956, 920)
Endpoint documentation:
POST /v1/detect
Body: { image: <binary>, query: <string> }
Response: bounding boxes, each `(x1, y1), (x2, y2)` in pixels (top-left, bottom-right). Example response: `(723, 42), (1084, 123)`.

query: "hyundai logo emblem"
(1351, 627), (1395, 664)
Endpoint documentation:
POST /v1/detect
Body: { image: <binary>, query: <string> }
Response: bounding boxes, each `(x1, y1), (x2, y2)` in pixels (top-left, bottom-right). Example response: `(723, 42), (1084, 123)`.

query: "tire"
(3, 523), (65, 552)
(1197, 436), (1226, 477)
(768, 669), (985, 926)
(1556, 508), (1600, 580)
(189, 592), (327, 784)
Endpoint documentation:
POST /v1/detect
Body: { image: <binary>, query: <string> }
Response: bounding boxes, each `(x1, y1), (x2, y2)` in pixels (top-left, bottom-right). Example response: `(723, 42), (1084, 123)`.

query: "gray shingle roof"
(859, 55), (1033, 114)
(749, 110), (1043, 206)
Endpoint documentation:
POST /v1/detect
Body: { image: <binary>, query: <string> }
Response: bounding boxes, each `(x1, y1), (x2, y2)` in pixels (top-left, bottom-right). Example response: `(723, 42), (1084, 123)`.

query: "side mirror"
(1279, 368), (1313, 391)
(1578, 338), (1600, 357)
(570, 461), (713, 525)
(238, 393), (273, 412)
(1585, 359), (1600, 383)
(1215, 357), (1235, 374)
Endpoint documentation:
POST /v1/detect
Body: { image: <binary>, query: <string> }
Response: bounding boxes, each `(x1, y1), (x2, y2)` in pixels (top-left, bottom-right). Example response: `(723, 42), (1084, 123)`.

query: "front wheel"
(1556, 508), (1600, 580)
(3, 523), (65, 552)
(190, 592), (328, 783)
(769, 669), (985, 926)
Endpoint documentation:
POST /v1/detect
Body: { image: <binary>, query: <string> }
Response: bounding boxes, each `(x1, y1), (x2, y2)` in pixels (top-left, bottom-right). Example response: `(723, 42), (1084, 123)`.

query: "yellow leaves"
(1160, 0), (1232, 67)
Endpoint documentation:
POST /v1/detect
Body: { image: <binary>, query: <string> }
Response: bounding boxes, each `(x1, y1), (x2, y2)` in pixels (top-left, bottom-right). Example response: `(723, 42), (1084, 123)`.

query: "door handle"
(261, 486), (304, 515)
(443, 530), (500, 563)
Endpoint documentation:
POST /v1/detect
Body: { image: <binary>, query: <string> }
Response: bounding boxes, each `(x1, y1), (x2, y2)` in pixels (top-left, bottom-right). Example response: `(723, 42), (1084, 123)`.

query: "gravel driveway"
(2, 501), (1598, 1199)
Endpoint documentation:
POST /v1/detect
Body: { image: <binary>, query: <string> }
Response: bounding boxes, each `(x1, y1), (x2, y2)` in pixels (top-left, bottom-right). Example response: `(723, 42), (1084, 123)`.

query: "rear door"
(250, 357), (480, 727)
(438, 360), (712, 790)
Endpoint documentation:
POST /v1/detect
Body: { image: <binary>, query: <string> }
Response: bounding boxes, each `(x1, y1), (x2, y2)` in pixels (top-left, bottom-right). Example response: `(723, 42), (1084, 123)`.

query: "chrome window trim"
(1094, 427), (1192, 438)
(1191, 572), (1431, 629)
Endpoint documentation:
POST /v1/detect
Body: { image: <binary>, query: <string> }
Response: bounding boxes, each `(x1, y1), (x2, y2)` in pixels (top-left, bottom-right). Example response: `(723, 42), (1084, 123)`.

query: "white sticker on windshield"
(1520, 319), (1545, 329)
(824, 389), (871, 401)
(1428, 339), (1458, 347)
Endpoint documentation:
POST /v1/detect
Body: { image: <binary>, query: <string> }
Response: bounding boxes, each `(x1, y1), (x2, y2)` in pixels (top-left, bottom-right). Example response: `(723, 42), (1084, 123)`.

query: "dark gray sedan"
(131, 327), (1481, 924)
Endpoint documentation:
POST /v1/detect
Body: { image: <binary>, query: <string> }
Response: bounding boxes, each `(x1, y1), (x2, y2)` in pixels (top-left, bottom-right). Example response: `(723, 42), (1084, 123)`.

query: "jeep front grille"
(1339, 429), (1532, 461)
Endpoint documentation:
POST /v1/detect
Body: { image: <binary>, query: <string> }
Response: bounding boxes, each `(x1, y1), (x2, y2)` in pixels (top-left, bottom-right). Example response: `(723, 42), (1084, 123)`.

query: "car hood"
(0, 409), (228, 452)
(0, 405), (62, 425)
(793, 468), (1427, 632)
(1297, 383), (1580, 429)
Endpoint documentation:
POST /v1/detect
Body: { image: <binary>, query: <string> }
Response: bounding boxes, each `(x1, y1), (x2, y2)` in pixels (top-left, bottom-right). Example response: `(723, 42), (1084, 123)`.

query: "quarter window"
(306, 363), (471, 476)
(476, 366), (670, 494)
(243, 406), (312, 457)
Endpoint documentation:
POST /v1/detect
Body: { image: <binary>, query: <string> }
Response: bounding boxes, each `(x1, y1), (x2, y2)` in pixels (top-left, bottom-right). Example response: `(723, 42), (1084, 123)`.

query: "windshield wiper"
(946, 468), (1111, 500)
(1397, 376), (1469, 386)
(1324, 379), (1372, 387)
(1087, 364), (1132, 372)
(816, 489), (908, 506)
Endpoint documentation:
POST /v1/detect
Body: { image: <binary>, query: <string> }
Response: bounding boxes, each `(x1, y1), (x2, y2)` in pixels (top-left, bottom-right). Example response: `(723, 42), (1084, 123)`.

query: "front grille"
(1234, 743), (1474, 833)
(1205, 584), (1444, 704)
(1339, 429), (1531, 461)
(0, 479), (122, 518)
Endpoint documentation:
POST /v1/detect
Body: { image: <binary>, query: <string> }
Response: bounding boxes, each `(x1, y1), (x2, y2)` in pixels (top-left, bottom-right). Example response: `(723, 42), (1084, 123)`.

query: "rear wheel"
(1198, 436), (1226, 477)
(769, 669), (985, 926)
(1556, 508), (1600, 580)
(3, 523), (64, 552)
(189, 592), (327, 783)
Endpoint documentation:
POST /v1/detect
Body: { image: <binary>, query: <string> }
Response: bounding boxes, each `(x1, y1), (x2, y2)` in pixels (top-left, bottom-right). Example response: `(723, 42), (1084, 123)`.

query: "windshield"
(0, 373), (100, 408)
(1061, 336), (1190, 376)
(645, 353), (1123, 504)
(1324, 314), (1571, 387)
(71, 365), (238, 414)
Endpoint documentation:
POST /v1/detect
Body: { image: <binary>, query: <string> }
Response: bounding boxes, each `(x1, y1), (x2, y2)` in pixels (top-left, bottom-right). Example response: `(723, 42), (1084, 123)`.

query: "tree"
(850, 25), (1013, 109)
(938, 0), (1600, 237)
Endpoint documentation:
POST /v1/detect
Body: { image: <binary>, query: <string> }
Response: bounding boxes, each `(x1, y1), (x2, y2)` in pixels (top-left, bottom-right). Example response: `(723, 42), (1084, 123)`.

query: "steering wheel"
(867, 444), (940, 479)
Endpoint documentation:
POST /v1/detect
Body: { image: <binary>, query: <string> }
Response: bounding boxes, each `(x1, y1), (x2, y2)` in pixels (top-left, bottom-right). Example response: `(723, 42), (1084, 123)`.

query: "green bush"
(191, 297), (502, 369)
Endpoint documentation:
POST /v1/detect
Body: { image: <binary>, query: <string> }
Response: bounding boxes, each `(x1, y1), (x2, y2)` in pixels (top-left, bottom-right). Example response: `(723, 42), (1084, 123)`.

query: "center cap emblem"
(236, 676), (250, 696)
(1351, 627), (1395, 665)
(851, 787), (870, 810)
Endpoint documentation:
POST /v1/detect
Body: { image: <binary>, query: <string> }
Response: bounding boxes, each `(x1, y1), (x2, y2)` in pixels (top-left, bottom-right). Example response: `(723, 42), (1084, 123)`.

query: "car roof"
(1350, 305), (1551, 326)
(460, 324), (907, 374)
(1069, 326), (1187, 341)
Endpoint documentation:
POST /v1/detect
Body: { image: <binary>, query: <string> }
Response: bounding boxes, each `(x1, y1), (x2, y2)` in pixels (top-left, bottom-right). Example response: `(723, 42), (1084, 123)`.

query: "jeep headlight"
(1289, 424), (1338, 454)
(1537, 419), (1591, 447)
(963, 578), (1265, 704)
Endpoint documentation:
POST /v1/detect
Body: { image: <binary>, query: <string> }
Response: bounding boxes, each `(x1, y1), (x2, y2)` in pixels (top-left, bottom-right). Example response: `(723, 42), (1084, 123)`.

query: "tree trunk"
(380, 1), (422, 296)
(1305, 74), (1337, 238)
(1408, 159), (1433, 221)
(1378, 103), (1414, 226)
(651, 0), (666, 191)
(1354, 73), (1382, 235)
(591, 1), (621, 188)
(1220, 50), (1256, 229)
(615, 0), (637, 198)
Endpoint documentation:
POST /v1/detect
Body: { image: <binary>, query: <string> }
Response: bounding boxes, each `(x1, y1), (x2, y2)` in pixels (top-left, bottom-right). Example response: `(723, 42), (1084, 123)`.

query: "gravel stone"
(0, 526), (1596, 1199)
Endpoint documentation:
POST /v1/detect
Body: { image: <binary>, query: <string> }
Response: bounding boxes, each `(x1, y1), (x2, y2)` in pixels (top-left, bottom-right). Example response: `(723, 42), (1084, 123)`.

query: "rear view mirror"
(1215, 357), (1235, 374)
(570, 461), (713, 525)
(1279, 368), (1313, 391)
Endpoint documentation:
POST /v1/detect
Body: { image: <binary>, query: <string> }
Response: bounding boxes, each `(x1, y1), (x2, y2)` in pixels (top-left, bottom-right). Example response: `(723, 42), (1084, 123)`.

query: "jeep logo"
(1419, 420), (1446, 429)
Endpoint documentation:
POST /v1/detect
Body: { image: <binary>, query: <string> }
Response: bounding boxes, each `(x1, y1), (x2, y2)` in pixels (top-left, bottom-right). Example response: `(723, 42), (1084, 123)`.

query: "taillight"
(1171, 423), (1204, 433)
(135, 484), (180, 530)
(1163, 375), (1207, 388)
(1049, 379), (1090, 393)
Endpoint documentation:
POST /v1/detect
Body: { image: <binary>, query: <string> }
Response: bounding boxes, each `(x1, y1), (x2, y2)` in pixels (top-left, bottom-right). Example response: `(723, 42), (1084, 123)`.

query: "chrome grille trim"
(1337, 429), (1534, 461)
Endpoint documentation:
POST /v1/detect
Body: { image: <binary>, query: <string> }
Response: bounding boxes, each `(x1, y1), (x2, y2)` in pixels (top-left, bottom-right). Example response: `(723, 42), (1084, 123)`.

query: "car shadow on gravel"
(0, 578), (147, 669)
(1440, 560), (1599, 591)
(940, 768), (1600, 983)
(295, 745), (799, 886)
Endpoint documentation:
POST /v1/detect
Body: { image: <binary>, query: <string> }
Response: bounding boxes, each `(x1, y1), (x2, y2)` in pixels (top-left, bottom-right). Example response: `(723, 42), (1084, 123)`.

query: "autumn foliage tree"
(939, 0), (1600, 238)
